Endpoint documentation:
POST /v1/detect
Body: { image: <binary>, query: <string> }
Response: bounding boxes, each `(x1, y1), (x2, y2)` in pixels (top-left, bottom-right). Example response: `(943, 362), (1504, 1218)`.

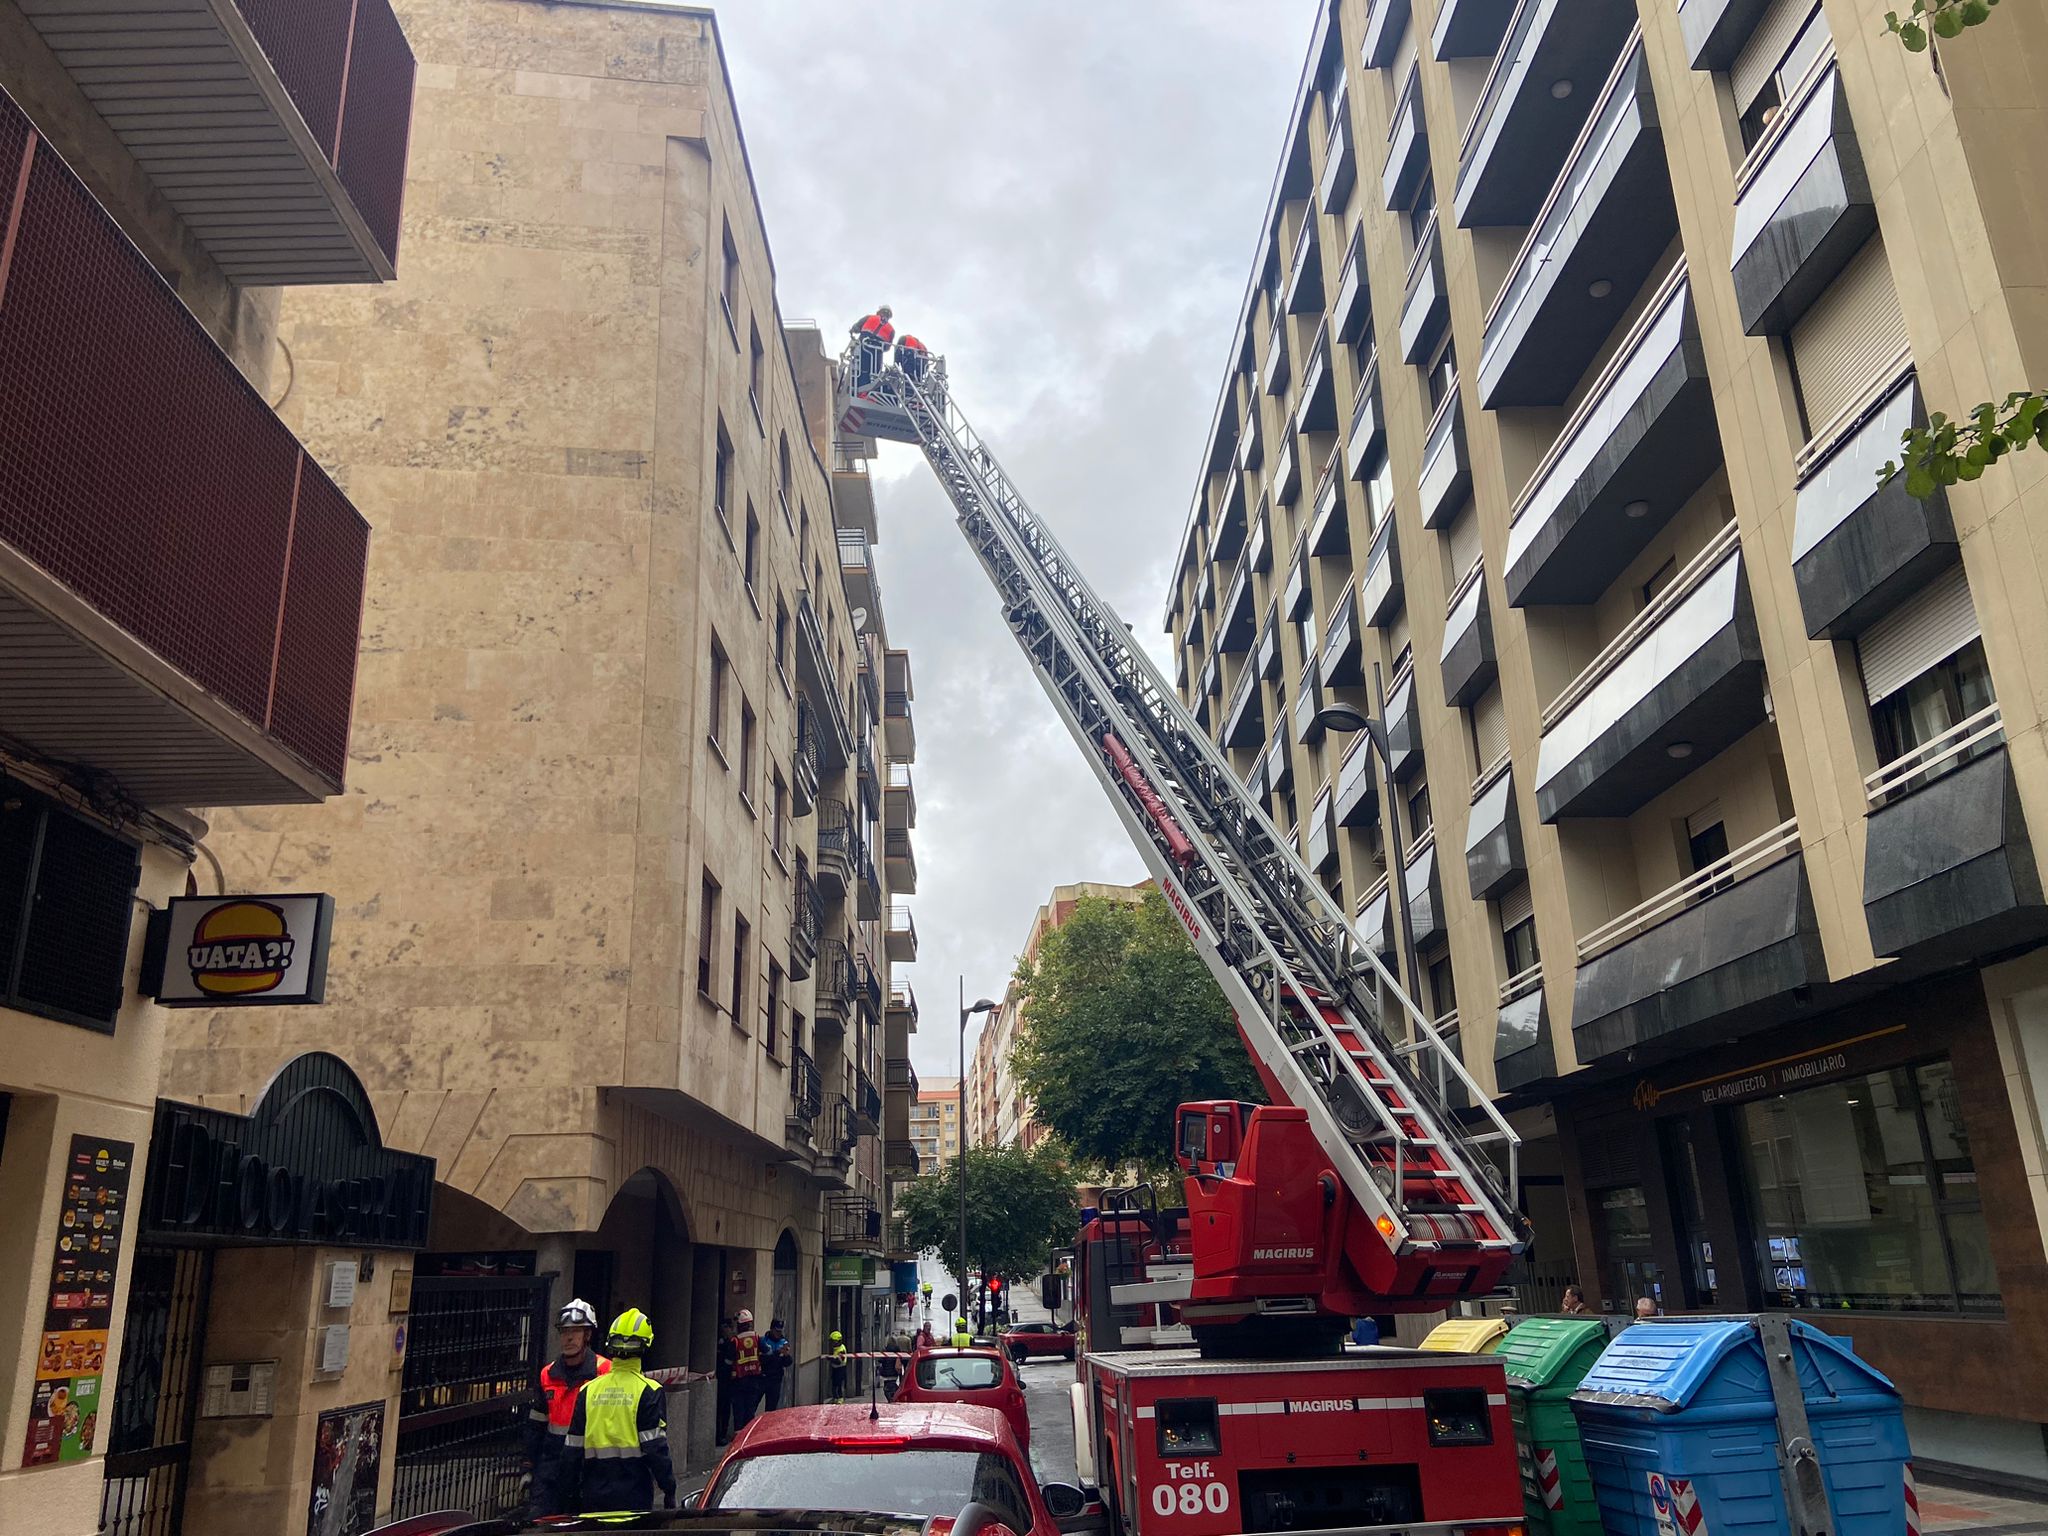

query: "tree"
(1010, 890), (1263, 1172)
(896, 1141), (1079, 1290)
(1875, 1), (2043, 499)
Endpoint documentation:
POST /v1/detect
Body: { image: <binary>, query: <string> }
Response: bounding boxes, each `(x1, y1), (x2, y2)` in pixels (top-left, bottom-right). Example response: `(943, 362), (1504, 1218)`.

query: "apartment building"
(1166, 0), (2048, 1484)
(0, 0), (405, 1530)
(159, 1), (918, 1524)
(967, 881), (1150, 1150)
(912, 1079), (961, 1177)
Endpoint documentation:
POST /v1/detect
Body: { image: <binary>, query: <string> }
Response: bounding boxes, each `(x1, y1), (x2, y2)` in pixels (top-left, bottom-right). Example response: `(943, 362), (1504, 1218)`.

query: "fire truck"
(842, 344), (1531, 1536)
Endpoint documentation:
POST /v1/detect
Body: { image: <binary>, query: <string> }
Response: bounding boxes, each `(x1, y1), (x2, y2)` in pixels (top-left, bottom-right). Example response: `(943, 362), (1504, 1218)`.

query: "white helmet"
(736, 1308), (754, 1328)
(558, 1298), (599, 1331)
(877, 305), (894, 320)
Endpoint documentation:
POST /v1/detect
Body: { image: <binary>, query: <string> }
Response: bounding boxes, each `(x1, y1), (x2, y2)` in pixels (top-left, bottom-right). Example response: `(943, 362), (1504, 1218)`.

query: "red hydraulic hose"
(1102, 733), (1197, 867)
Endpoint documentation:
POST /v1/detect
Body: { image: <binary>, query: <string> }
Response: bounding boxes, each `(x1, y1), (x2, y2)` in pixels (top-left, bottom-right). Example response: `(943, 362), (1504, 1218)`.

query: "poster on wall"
(21, 1135), (132, 1468)
(308, 1400), (384, 1536)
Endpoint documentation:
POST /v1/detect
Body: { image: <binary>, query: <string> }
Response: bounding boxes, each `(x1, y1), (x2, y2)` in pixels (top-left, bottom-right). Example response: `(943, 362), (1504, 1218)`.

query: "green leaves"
(897, 1142), (1080, 1288)
(1884, 0), (1998, 51)
(1880, 388), (2048, 500)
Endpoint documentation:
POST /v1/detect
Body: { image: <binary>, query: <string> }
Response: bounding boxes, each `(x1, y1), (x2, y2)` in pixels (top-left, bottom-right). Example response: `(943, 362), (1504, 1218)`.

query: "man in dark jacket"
(525, 1298), (610, 1515)
(561, 1307), (676, 1514)
(715, 1318), (737, 1444)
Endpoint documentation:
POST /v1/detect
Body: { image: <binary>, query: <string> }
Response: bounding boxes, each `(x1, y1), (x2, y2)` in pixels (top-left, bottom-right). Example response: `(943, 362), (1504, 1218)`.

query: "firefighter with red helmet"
(526, 1298), (611, 1515)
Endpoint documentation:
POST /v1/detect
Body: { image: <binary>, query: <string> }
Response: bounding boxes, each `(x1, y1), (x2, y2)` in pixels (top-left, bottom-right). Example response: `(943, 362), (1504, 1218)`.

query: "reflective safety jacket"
(561, 1356), (675, 1514)
(855, 313), (896, 344)
(526, 1351), (610, 1513)
(732, 1332), (762, 1379)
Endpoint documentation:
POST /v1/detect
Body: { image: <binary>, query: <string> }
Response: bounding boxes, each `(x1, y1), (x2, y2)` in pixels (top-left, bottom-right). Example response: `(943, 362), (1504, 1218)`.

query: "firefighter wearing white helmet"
(525, 1298), (611, 1516)
(561, 1307), (676, 1514)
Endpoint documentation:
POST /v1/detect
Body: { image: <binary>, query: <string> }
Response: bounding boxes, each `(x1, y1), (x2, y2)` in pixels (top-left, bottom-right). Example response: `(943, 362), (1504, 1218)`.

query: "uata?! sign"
(144, 893), (335, 1006)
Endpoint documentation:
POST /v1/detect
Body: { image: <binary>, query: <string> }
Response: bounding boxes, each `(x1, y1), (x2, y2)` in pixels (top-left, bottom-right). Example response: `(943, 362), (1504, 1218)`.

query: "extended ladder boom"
(843, 352), (1526, 1302)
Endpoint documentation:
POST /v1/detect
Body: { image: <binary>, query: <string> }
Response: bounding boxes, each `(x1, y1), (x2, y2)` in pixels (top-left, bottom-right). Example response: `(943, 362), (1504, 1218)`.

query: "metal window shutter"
(1732, 0), (1824, 112)
(1789, 238), (1907, 435)
(1448, 502), (1482, 580)
(1684, 800), (1724, 841)
(1498, 878), (1534, 931)
(1472, 685), (1508, 768)
(1858, 562), (1980, 704)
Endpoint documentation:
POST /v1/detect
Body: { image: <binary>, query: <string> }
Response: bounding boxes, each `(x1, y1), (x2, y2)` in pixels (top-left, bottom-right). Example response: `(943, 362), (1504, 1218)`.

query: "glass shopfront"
(1734, 1059), (1998, 1315)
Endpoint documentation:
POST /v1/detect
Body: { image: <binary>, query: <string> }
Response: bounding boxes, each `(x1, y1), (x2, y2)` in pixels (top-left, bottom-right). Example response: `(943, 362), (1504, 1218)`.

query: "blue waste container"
(1570, 1318), (1908, 1536)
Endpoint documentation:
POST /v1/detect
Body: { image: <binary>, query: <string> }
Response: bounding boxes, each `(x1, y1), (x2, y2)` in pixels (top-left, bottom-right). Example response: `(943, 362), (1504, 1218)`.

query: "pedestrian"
(921, 1281), (933, 1311)
(560, 1308), (676, 1514)
(1634, 1295), (1659, 1319)
(525, 1299), (611, 1516)
(827, 1330), (850, 1403)
(950, 1319), (974, 1349)
(849, 306), (894, 390)
(1349, 1316), (1380, 1347)
(730, 1308), (764, 1427)
(1560, 1285), (1589, 1316)
(760, 1318), (791, 1412)
(714, 1318), (736, 1444)
(895, 333), (929, 383)
(916, 1320), (935, 1350)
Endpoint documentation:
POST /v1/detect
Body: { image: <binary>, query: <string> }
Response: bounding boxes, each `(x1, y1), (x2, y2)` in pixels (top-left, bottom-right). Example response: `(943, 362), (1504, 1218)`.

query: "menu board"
(21, 1135), (133, 1467)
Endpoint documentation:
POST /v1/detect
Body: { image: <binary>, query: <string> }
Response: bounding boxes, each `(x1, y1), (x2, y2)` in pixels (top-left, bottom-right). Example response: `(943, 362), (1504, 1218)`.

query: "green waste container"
(1495, 1318), (1616, 1536)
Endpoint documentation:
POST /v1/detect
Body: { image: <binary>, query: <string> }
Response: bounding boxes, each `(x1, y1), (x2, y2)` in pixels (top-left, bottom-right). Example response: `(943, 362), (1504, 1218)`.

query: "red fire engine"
(845, 343), (1531, 1536)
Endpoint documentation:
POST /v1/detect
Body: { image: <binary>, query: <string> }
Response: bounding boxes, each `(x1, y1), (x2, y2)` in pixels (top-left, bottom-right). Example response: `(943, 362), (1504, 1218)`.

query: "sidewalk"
(1920, 1472), (2048, 1536)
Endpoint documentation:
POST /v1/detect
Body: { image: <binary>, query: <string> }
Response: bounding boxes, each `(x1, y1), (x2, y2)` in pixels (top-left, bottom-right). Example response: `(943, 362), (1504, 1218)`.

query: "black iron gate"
(101, 1246), (211, 1536)
(389, 1275), (551, 1522)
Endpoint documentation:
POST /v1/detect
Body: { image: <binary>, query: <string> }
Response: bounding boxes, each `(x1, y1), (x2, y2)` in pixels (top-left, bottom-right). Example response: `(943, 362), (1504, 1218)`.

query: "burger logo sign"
(146, 894), (335, 1007)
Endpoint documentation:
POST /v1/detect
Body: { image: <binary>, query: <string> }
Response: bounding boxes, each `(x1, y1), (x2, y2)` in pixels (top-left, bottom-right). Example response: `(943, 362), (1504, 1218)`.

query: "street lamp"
(959, 980), (997, 1333)
(1314, 661), (1423, 1020)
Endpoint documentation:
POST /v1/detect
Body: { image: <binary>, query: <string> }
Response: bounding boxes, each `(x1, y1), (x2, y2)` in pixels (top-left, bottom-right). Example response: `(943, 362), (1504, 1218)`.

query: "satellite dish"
(852, 607), (870, 632)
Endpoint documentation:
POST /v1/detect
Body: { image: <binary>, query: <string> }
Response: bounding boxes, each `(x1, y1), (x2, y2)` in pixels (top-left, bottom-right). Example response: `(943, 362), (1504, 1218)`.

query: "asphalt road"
(1016, 1349), (1080, 1486)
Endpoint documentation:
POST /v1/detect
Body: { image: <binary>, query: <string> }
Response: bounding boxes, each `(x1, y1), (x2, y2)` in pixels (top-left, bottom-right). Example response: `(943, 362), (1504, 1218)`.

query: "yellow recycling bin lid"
(1419, 1316), (1512, 1354)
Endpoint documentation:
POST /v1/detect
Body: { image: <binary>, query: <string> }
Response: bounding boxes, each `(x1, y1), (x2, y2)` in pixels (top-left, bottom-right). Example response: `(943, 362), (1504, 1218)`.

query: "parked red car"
(1001, 1322), (1077, 1364)
(893, 1346), (1032, 1451)
(700, 1403), (1081, 1536)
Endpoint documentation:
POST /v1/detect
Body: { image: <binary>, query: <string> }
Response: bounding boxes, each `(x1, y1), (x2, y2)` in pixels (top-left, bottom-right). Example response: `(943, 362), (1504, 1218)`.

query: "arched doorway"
(592, 1168), (693, 1369)
(773, 1231), (801, 1381)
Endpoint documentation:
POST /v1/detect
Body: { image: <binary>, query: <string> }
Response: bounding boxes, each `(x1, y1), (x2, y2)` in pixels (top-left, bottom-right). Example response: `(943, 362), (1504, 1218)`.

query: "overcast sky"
(720, 2), (1320, 1078)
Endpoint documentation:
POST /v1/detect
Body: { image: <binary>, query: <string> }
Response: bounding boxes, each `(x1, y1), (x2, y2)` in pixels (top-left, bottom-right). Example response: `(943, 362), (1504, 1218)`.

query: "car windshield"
(708, 1448), (1032, 1529)
(918, 1356), (1003, 1390)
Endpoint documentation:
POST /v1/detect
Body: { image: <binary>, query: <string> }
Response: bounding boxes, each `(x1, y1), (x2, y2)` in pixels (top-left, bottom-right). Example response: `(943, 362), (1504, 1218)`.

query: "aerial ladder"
(840, 347), (1527, 1351)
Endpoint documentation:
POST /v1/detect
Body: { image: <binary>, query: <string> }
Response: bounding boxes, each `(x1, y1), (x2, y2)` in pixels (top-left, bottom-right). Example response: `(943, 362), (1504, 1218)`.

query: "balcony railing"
(885, 824), (918, 893)
(791, 859), (820, 980)
(1577, 818), (1801, 963)
(886, 903), (918, 963)
(1866, 703), (2005, 809)
(794, 701), (821, 815)
(855, 1070), (883, 1134)
(797, 590), (853, 767)
(0, 87), (373, 804)
(827, 1193), (883, 1248)
(789, 1046), (823, 1124)
(1499, 963), (1544, 1009)
(14, 1), (413, 282)
(816, 801), (854, 896)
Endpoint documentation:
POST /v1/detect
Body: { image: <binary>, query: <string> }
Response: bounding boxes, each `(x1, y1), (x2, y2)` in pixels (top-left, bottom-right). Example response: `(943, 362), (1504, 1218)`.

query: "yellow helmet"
(829, 1330), (844, 1343)
(607, 1307), (654, 1355)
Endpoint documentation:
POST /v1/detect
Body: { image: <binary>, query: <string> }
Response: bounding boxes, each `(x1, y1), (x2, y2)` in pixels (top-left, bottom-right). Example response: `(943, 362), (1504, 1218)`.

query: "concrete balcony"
(1572, 820), (1821, 1063)
(1285, 212), (1324, 315)
(1264, 717), (1293, 796)
(1384, 659), (1423, 781)
(1307, 452), (1349, 559)
(1294, 656), (1326, 747)
(1265, 305), (1292, 398)
(1273, 431), (1302, 508)
(1218, 560), (1256, 653)
(1356, 874), (1394, 958)
(0, 88), (371, 806)
(1239, 399), (1264, 474)
(1862, 716), (2048, 966)
(885, 824), (918, 895)
(886, 903), (918, 963)
(1678, 0), (1778, 69)
(1296, 321), (1338, 434)
(1330, 738), (1375, 836)
(885, 762), (915, 832)
(1306, 786), (1338, 872)
(1256, 611), (1283, 683)
(1418, 395), (1472, 530)
(1534, 527), (1764, 821)
(1246, 497), (1273, 576)
(886, 984), (919, 1031)
(798, 590), (854, 769)
(1197, 649), (1221, 708)
(1322, 585), (1364, 687)
(1476, 41), (1674, 409)
(832, 440), (879, 542)
(1792, 374), (1958, 639)
(1406, 831), (1445, 948)
(838, 527), (884, 639)
(1214, 469), (1248, 561)
(1223, 657), (1264, 750)
(1440, 563), (1497, 706)
(15, 0), (412, 283)
(884, 647), (915, 761)
(1321, 78), (1356, 213)
(1283, 536), (1313, 623)
(1400, 222), (1449, 364)
(816, 801), (854, 899)
(1493, 966), (1556, 1093)
(1453, 0), (1638, 228)
(1332, 227), (1370, 347)
(1363, 0), (1412, 67)
(1504, 274), (1719, 607)
(1464, 758), (1524, 900)
(814, 940), (853, 1037)
(1731, 62), (1876, 336)
(1346, 353), (1386, 483)
(827, 1192), (883, 1251)
(1382, 68), (1428, 213)
(1362, 515), (1403, 626)
(1433, 0), (1517, 58)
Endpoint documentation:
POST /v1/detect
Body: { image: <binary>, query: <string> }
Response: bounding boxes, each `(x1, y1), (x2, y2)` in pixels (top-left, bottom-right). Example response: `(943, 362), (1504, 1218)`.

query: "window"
(697, 871), (720, 997)
(1661, 1117), (1719, 1307)
(744, 504), (760, 595)
(790, 1008), (806, 1058)
(1871, 638), (1995, 776)
(1641, 556), (1678, 610)
(714, 419), (734, 536)
(1735, 1), (1830, 150)
(774, 598), (791, 677)
(771, 770), (788, 857)
(799, 503), (811, 571)
(1787, 237), (1907, 440)
(1423, 945), (1456, 1022)
(1365, 451), (1395, 532)
(763, 958), (783, 1056)
(1470, 684), (1508, 772)
(1404, 172), (1436, 256)
(720, 218), (740, 338)
(1405, 779), (1432, 842)
(748, 321), (766, 431)
(1686, 810), (1731, 891)
(0, 783), (140, 1031)
(730, 912), (751, 1024)
(738, 698), (757, 806)
(1736, 1058), (1997, 1314)
(778, 432), (793, 517)
(707, 639), (730, 758)
(1501, 881), (1540, 977)
(1425, 331), (1458, 413)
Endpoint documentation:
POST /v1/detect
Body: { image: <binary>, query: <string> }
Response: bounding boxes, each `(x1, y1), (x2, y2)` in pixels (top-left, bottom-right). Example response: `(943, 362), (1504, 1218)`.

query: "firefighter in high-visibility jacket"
(561, 1308), (677, 1514)
(525, 1298), (610, 1515)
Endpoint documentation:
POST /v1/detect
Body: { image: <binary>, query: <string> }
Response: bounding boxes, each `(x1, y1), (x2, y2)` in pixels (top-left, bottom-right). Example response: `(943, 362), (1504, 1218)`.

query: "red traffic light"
(988, 1275), (1003, 1293)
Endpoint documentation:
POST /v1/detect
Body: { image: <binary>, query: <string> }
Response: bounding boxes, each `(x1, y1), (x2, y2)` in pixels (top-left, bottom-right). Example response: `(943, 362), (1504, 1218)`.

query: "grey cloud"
(719, 1), (1317, 1074)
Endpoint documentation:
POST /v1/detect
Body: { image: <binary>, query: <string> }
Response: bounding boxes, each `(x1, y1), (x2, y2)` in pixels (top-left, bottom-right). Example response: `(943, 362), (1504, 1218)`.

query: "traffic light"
(988, 1275), (1004, 1294)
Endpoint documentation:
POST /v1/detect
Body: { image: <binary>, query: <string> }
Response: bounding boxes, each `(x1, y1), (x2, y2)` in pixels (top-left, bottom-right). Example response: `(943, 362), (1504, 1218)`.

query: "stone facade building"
(1166, 0), (2048, 1486)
